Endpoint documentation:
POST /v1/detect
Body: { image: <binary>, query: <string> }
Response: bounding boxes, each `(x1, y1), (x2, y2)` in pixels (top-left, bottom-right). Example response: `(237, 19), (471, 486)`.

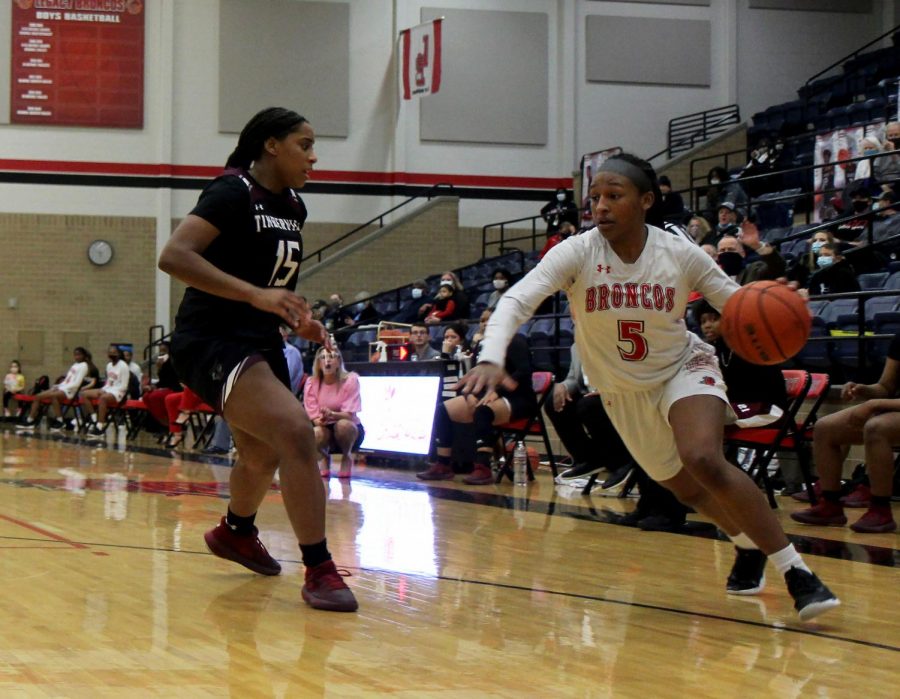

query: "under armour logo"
(597, 264), (611, 273)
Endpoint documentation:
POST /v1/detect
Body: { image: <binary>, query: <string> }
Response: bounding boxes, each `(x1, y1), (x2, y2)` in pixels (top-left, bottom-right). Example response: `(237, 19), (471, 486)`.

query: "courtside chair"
(493, 371), (558, 483)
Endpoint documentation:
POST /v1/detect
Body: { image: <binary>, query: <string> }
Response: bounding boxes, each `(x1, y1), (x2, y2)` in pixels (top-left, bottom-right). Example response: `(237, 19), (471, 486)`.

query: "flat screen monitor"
(357, 374), (442, 456)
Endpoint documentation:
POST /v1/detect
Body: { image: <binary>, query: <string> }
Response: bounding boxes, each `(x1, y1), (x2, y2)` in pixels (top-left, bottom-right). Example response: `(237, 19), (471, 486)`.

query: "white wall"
(0, 0), (893, 232)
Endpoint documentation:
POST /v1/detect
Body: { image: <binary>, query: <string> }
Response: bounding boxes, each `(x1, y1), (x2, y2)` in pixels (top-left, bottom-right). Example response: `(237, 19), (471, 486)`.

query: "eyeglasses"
(410, 329), (429, 335)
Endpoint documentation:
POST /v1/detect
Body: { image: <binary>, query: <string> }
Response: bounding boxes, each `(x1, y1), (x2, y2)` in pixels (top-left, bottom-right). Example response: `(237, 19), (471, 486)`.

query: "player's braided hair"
(225, 107), (308, 169)
(607, 153), (664, 227)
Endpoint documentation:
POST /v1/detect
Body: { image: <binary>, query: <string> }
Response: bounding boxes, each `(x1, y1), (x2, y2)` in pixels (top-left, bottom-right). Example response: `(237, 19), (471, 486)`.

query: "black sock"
(225, 508), (257, 535)
(822, 490), (842, 504)
(300, 539), (332, 568)
(474, 451), (492, 467)
(436, 454), (451, 466)
(871, 495), (892, 508)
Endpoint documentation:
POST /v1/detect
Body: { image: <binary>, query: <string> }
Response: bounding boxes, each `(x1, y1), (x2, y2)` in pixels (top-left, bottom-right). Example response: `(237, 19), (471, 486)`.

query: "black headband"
(597, 159), (652, 193)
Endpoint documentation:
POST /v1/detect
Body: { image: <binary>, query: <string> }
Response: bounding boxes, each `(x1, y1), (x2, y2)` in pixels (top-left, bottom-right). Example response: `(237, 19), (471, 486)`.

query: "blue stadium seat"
(871, 311), (900, 358)
(807, 299), (830, 317)
(819, 299), (860, 327)
(793, 316), (832, 370)
(858, 272), (889, 290)
(864, 296), (899, 322)
(885, 272), (900, 290)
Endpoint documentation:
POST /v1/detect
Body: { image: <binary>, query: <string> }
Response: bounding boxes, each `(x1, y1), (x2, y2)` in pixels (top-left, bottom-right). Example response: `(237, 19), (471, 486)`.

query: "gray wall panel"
(585, 15), (710, 87)
(420, 8), (548, 145)
(219, 0), (349, 137)
(0, 3), (10, 124)
(749, 0), (872, 12)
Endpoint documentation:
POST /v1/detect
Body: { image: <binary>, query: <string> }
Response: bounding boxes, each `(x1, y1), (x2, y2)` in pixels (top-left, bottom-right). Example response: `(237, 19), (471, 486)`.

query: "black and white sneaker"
(86, 423), (106, 439)
(49, 418), (65, 432)
(785, 567), (841, 621)
(726, 547), (767, 595)
(555, 462), (603, 483)
(601, 463), (633, 490)
(15, 418), (36, 431)
(64, 419), (78, 431)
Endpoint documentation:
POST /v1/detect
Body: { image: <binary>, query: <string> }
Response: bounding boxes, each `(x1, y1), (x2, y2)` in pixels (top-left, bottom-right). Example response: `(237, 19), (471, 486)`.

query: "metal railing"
(302, 183), (455, 266)
(648, 105), (741, 162)
(803, 24), (900, 99)
(481, 214), (547, 258)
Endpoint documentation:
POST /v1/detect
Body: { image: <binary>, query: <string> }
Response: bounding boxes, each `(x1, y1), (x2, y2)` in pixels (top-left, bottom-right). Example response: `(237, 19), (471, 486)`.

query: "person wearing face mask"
(714, 202), (741, 242)
(877, 121), (900, 186)
(716, 225), (784, 285)
(392, 279), (430, 323)
(854, 136), (882, 185)
(486, 268), (512, 309)
(704, 166), (748, 225)
(834, 182), (873, 244)
(80, 344), (131, 437)
(806, 242), (860, 297)
(541, 187), (579, 236)
(539, 220), (578, 259)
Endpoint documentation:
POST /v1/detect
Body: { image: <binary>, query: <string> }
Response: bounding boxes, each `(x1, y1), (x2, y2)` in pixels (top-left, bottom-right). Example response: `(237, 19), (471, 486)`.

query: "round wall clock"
(87, 240), (114, 266)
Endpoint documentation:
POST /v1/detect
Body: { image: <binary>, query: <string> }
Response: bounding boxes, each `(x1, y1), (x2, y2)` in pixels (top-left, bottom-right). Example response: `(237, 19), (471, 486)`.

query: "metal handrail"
(481, 214), (546, 258)
(649, 105), (741, 161)
(803, 24), (900, 95)
(302, 182), (455, 265)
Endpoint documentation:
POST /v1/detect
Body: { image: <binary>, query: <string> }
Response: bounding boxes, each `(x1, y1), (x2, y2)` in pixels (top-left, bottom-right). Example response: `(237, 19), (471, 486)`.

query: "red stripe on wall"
(0, 159), (571, 190)
(432, 18), (442, 94)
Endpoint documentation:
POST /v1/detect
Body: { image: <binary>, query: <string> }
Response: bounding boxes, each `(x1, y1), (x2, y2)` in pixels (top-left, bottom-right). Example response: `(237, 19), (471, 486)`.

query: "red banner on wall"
(10, 0), (145, 128)
(400, 18), (442, 100)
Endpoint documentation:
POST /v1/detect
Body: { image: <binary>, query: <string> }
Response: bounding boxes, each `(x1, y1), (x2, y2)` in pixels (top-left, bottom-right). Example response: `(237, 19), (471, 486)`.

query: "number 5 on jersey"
(268, 240), (301, 287)
(617, 320), (648, 361)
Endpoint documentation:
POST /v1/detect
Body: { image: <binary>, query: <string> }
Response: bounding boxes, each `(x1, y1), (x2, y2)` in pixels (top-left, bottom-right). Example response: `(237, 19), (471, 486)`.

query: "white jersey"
(103, 360), (131, 400)
(479, 225), (740, 393)
(56, 361), (89, 399)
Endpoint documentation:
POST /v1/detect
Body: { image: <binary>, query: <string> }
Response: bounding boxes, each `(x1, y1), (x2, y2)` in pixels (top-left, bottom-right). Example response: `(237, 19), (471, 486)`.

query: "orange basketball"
(720, 281), (811, 365)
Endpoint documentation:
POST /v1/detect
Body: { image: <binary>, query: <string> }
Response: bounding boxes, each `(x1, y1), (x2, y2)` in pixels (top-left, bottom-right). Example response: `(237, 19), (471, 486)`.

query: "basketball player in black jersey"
(159, 107), (357, 612)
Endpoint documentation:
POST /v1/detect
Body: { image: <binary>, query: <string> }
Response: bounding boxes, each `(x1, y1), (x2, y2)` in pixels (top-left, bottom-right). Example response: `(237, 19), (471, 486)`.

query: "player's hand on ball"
(455, 362), (506, 395)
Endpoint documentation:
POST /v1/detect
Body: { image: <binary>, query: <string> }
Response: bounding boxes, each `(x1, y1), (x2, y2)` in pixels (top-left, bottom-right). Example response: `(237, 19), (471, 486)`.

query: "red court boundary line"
(0, 514), (88, 550)
(0, 159), (570, 189)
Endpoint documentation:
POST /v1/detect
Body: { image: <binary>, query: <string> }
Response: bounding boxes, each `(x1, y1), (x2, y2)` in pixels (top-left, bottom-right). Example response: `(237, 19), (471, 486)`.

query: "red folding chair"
(493, 371), (558, 483)
(724, 369), (817, 508)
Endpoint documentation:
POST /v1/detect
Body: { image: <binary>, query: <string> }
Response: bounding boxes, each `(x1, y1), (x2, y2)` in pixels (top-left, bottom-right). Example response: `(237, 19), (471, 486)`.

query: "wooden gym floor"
(0, 426), (897, 698)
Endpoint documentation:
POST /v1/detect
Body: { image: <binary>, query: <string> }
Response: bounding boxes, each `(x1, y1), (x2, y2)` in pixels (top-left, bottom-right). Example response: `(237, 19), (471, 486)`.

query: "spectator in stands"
(715, 202), (741, 240)
(469, 308), (491, 356)
(80, 344), (130, 437)
(540, 187), (578, 236)
(804, 242), (860, 297)
(349, 291), (379, 325)
(716, 228), (785, 284)
(407, 321), (441, 361)
(701, 243), (717, 259)
(3, 360), (25, 418)
(791, 335), (900, 533)
(393, 279), (429, 323)
(486, 268), (513, 310)
(854, 136), (883, 190)
(705, 166), (748, 221)
(141, 342), (182, 432)
(418, 329), (535, 486)
(440, 322), (471, 360)
(792, 230), (835, 288)
(121, 347), (142, 383)
(877, 121), (900, 189)
(656, 175), (685, 221)
(539, 220), (577, 259)
(686, 215), (714, 246)
(16, 347), (92, 432)
(439, 271), (470, 318)
(833, 181), (872, 244)
(421, 280), (459, 325)
(322, 293), (354, 333)
(304, 346), (363, 479)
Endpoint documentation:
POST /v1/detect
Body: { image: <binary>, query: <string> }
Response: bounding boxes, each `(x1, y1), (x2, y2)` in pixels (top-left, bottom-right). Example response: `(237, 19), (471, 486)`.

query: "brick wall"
(0, 213), (156, 383)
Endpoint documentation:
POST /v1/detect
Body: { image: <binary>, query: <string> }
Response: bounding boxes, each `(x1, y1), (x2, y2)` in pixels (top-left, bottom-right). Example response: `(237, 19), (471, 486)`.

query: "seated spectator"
(304, 347), (363, 479)
(716, 227), (785, 284)
(705, 166), (748, 221)
(3, 360), (25, 418)
(417, 308), (536, 485)
(163, 385), (204, 449)
(874, 190), (898, 219)
(407, 321), (441, 361)
(420, 281), (459, 325)
(16, 347), (94, 432)
(81, 344), (131, 438)
(540, 187), (578, 235)
(393, 279), (430, 323)
(878, 121), (900, 189)
(121, 347), (143, 383)
(439, 271), (470, 318)
(791, 334), (900, 533)
(805, 242), (860, 296)
(539, 220), (577, 259)
(141, 342), (182, 432)
(701, 243), (717, 259)
(349, 291), (379, 325)
(714, 202), (742, 241)
(833, 181), (872, 244)
(440, 322), (471, 360)
(686, 215), (714, 246)
(486, 268), (513, 310)
(657, 175), (685, 221)
(469, 309), (491, 356)
(789, 230), (834, 288)
(854, 136), (883, 190)
(322, 293), (354, 333)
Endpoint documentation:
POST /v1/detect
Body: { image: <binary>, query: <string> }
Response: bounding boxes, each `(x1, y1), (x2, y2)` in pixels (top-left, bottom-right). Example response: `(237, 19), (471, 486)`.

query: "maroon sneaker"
(791, 481), (822, 503)
(416, 463), (455, 480)
(302, 560), (358, 612)
(840, 484), (871, 508)
(849, 507), (897, 533)
(462, 464), (494, 485)
(204, 517), (282, 576)
(790, 501), (848, 527)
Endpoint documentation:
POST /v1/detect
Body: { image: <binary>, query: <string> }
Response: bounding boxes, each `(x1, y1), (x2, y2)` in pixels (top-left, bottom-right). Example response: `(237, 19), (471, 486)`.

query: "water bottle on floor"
(513, 440), (528, 486)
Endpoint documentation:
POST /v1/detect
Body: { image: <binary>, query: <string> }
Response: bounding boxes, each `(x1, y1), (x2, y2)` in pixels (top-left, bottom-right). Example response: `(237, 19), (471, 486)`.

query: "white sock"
(729, 533), (758, 550)
(90, 414), (97, 423)
(769, 544), (810, 575)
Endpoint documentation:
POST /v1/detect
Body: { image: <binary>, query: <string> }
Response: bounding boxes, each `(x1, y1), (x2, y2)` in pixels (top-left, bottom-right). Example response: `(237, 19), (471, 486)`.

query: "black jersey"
(173, 168), (307, 342)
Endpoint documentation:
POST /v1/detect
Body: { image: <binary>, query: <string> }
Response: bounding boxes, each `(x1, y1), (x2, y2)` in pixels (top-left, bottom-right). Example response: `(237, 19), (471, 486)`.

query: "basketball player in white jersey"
(459, 154), (839, 622)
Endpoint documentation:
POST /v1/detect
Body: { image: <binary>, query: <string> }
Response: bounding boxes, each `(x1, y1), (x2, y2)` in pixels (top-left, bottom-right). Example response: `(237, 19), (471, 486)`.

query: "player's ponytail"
(225, 107), (308, 169)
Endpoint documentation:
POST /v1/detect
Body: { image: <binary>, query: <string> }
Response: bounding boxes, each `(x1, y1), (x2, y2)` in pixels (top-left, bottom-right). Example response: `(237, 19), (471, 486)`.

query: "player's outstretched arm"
(455, 362), (507, 396)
